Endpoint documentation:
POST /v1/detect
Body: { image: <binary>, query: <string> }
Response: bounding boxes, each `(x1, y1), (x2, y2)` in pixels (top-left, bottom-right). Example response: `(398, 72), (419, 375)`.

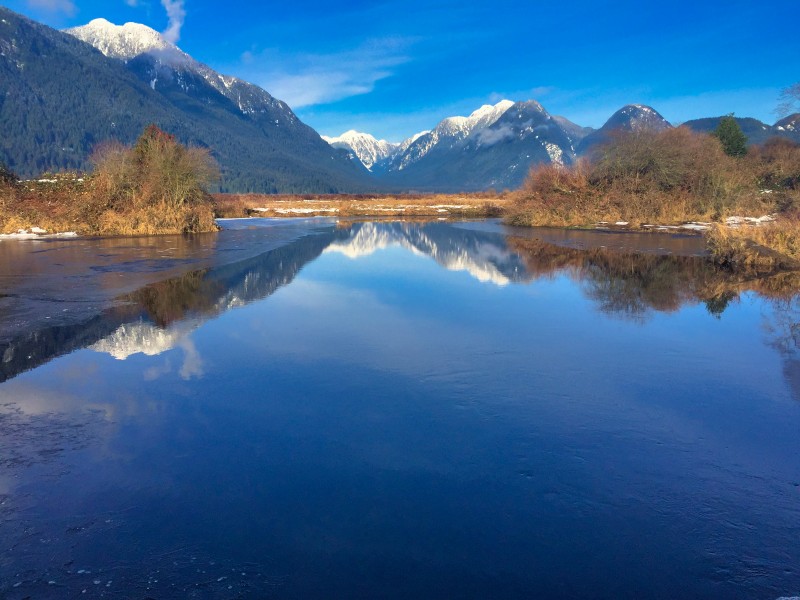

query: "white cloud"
(124, 0), (140, 6)
(241, 38), (413, 108)
(160, 0), (185, 44)
(26, 0), (76, 15)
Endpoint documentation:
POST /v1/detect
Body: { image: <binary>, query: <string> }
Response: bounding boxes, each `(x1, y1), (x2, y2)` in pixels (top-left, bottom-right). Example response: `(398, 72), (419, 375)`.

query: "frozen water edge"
(0, 229), (78, 240)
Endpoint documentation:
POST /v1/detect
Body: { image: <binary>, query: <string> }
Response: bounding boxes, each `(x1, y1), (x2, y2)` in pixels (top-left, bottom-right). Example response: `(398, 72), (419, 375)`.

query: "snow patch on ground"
(0, 229), (78, 240)
(725, 214), (776, 227)
(267, 208), (339, 214)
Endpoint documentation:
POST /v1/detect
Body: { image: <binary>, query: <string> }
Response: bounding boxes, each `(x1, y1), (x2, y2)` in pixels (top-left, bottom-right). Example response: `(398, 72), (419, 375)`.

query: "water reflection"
(507, 236), (800, 321)
(1, 220), (799, 598)
(2, 220), (799, 383)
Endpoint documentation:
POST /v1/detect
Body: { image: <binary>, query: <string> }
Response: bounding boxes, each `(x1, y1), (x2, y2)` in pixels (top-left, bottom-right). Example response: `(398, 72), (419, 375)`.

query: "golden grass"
(706, 215), (800, 271)
(507, 128), (799, 230)
(0, 176), (216, 236)
(212, 193), (509, 220)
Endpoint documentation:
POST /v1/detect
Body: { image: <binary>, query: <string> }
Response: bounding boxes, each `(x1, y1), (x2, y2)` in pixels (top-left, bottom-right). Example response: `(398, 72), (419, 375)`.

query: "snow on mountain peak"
(469, 100), (515, 121)
(323, 131), (401, 172)
(65, 18), (186, 63)
(393, 100), (516, 170)
(65, 18), (291, 119)
(436, 99), (514, 138)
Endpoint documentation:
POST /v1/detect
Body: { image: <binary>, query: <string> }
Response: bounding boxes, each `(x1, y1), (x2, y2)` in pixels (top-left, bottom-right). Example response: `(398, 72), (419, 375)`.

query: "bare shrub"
(747, 138), (800, 194)
(88, 125), (220, 234)
(509, 127), (774, 228)
(132, 126), (219, 211)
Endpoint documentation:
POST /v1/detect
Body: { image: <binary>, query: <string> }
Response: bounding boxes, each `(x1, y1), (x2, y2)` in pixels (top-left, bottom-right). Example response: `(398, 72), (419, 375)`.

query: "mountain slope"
(0, 9), (371, 192)
(576, 104), (672, 155)
(775, 113), (800, 133)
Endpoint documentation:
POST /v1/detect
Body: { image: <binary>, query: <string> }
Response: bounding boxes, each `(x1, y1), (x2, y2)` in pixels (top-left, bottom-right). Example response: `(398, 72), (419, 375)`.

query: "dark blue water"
(1, 220), (799, 599)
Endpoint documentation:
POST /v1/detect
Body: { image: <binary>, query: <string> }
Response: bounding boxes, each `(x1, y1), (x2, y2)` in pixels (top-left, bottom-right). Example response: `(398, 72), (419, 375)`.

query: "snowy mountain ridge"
(65, 18), (293, 119)
(322, 131), (402, 172)
(392, 100), (515, 171)
(65, 18), (179, 61)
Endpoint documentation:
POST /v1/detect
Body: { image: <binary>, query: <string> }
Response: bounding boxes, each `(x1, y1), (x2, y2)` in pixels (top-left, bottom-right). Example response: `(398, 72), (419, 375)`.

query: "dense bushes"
(0, 126), (220, 235)
(509, 127), (798, 227)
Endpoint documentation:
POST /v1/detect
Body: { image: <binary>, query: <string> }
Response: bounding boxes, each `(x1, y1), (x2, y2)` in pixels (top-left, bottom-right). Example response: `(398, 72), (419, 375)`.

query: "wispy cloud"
(160, 0), (185, 44)
(240, 38), (414, 108)
(25, 0), (76, 16)
(476, 123), (517, 147)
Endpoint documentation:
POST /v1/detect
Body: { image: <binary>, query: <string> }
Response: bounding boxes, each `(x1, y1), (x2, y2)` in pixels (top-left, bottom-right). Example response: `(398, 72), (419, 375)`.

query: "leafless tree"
(777, 82), (800, 117)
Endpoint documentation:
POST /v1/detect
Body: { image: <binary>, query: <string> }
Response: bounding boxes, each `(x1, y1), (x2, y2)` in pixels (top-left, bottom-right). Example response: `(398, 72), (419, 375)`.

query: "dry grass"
(707, 215), (800, 271)
(507, 127), (794, 229)
(212, 192), (509, 220)
(508, 129), (800, 275)
(0, 176), (216, 236)
(0, 126), (219, 236)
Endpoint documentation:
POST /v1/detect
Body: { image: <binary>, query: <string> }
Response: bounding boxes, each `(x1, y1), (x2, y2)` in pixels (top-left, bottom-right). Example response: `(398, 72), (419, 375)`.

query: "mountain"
(775, 113), (800, 133)
(682, 115), (800, 146)
(577, 104), (672, 155)
(388, 100), (515, 173)
(65, 19), (290, 120)
(0, 8), (371, 192)
(322, 131), (402, 173)
(378, 100), (576, 191)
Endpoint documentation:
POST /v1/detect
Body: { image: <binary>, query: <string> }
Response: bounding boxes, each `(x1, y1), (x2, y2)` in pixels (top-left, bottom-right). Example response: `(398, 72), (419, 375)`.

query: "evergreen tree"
(713, 115), (748, 157)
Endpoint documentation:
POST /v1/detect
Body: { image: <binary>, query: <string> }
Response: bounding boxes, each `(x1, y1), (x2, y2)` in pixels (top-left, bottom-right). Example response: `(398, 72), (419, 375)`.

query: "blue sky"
(6, 0), (798, 141)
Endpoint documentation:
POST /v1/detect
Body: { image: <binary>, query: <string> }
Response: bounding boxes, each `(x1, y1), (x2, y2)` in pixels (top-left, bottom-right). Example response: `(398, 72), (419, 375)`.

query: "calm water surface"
(0, 219), (798, 599)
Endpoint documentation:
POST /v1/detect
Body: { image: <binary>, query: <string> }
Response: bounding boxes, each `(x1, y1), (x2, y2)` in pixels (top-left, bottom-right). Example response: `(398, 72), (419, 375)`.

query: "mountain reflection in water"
(1, 219), (800, 599)
(1, 220), (798, 384)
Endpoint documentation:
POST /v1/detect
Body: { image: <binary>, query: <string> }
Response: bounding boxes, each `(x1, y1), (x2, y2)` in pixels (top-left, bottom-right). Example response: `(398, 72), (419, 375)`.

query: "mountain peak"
(65, 18), (186, 63)
(325, 130), (386, 145)
(604, 104), (671, 132)
(323, 131), (401, 172)
(469, 99), (515, 119)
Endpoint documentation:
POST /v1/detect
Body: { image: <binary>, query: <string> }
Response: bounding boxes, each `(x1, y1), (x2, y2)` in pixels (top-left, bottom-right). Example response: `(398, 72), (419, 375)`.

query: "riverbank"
(212, 192), (508, 219)
(505, 128), (800, 271)
(0, 174), (217, 236)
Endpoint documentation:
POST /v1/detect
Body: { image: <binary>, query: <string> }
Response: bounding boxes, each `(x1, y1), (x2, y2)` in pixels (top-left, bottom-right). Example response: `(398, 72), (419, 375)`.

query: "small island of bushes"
(0, 125), (219, 236)
(507, 119), (800, 271)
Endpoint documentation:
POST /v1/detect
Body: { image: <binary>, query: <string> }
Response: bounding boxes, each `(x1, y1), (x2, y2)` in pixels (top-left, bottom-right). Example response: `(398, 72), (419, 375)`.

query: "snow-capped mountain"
(577, 104), (672, 154)
(64, 18), (175, 60)
(391, 100), (515, 171)
(65, 18), (291, 119)
(552, 115), (594, 145)
(322, 131), (402, 172)
(0, 7), (371, 191)
(374, 100), (576, 191)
